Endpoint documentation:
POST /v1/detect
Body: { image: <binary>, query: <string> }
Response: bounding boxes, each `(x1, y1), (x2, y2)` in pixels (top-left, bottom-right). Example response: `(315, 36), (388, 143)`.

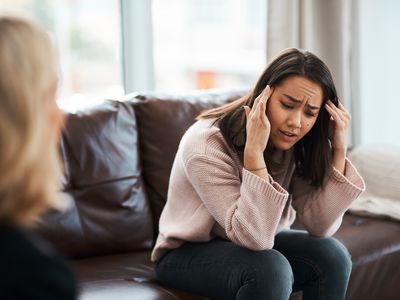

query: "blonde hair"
(0, 15), (63, 226)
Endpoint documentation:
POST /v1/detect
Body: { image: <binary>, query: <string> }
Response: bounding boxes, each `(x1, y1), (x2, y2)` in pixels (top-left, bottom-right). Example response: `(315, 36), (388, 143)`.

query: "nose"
(287, 111), (302, 129)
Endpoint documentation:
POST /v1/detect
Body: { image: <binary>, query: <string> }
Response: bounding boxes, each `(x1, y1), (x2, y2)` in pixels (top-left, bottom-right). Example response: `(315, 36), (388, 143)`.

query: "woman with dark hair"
(151, 48), (365, 300)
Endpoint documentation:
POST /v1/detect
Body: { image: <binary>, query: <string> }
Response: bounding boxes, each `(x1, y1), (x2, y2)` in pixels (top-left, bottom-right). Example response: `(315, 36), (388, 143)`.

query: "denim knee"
(309, 236), (352, 277)
(239, 249), (294, 296)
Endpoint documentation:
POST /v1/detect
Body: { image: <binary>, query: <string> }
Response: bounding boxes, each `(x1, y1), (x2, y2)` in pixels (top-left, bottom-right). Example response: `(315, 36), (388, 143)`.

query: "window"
(152, 0), (267, 91)
(359, 0), (400, 145)
(1, 0), (123, 112)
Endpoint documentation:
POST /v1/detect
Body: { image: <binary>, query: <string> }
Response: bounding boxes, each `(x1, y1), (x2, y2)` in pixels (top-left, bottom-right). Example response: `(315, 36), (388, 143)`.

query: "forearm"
(332, 148), (346, 174)
(244, 146), (270, 181)
(292, 155), (365, 237)
(185, 152), (289, 251)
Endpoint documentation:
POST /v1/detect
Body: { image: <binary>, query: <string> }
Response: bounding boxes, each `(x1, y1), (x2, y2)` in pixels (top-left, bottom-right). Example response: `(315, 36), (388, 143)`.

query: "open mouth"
(278, 130), (299, 143)
(280, 130), (297, 137)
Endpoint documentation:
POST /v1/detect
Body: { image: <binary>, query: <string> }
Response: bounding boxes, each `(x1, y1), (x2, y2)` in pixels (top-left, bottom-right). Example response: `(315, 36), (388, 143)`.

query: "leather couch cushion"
(72, 251), (207, 300)
(334, 214), (400, 300)
(36, 101), (153, 258)
(72, 250), (297, 300)
(70, 212), (400, 300)
(128, 89), (247, 229)
(293, 213), (400, 300)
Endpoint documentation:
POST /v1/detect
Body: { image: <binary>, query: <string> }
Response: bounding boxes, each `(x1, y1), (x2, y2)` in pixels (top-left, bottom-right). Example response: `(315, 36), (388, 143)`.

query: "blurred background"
(1, 0), (399, 146)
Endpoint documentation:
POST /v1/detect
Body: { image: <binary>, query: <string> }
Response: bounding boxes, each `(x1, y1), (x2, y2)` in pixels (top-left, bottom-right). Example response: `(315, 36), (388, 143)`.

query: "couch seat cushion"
(72, 214), (400, 300)
(336, 214), (400, 300)
(72, 251), (206, 300)
(293, 213), (400, 300)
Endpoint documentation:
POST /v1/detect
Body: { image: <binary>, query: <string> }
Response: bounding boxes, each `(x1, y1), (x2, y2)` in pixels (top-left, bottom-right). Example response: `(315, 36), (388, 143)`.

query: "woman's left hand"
(325, 100), (351, 151)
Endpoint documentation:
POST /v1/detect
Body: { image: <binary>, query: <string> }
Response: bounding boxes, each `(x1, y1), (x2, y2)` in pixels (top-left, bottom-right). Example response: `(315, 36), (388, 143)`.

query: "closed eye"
(281, 102), (294, 109)
(281, 102), (316, 117)
(305, 111), (316, 117)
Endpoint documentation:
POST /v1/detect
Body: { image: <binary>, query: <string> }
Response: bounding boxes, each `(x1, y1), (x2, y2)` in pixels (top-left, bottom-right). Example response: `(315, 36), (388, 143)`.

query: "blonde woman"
(0, 15), (76, 299)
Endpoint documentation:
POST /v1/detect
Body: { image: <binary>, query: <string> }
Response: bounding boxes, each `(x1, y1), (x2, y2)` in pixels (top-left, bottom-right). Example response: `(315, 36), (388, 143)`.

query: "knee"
(244, 249), (294, 289)
(310, 236), (352, 276)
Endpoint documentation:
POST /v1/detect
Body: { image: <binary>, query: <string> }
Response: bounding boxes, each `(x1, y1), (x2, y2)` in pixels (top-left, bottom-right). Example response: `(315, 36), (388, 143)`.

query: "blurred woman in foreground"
(0, 15), (76, 299)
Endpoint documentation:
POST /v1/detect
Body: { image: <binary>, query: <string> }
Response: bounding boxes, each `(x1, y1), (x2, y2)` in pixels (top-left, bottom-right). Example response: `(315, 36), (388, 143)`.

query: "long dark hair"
(197, 48), (338, 188)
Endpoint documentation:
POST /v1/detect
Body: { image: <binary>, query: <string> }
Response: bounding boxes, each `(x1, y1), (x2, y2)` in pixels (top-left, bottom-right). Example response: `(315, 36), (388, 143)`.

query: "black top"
(0, 223), (77, 300)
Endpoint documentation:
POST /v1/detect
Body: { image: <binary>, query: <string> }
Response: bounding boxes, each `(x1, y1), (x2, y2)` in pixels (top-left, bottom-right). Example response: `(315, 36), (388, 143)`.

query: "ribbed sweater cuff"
(330, 158), (366, 198)
(242, 168), (289, 206)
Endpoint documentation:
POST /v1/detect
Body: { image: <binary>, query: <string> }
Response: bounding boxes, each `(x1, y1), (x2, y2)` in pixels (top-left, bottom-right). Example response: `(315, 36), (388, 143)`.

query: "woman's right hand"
(243, 85), (274, 154)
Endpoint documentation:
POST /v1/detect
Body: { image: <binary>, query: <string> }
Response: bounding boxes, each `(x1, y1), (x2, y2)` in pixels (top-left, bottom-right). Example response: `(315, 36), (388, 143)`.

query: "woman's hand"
(243, 85), (274, 154)
(325, 100), (351, 151)
(325, 100), (351, 174)
(243, 85), (274, 175)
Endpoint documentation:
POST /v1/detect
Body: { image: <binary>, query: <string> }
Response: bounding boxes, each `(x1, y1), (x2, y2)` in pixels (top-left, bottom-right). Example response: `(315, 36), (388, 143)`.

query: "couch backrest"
(128, 89), (247, 234)
(36, 101), (154, 258)
(35, 89), (247, 258)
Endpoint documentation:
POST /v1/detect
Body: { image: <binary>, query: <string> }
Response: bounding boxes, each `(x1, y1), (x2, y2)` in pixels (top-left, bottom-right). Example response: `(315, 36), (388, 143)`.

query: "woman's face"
(266, 75), (323, 150)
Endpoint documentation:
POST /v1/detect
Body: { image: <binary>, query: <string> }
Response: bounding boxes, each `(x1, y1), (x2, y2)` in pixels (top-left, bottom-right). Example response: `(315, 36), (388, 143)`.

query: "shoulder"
(179, 118), (232, 160)
(0, 224), (77, 299)
(174, 119), (242, 177)
(0, 223), (57, 264)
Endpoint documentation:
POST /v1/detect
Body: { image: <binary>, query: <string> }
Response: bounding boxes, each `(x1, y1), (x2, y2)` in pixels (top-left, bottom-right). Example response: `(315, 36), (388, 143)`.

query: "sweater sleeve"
(185, 153), (289, 250)
(290, 157), (366, 236)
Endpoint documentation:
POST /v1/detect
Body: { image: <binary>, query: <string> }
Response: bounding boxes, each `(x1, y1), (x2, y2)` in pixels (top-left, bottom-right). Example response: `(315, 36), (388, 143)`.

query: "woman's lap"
(156, 238), (293, 300)
(155, 230), (352, 300)
(274, 230), (352, 299)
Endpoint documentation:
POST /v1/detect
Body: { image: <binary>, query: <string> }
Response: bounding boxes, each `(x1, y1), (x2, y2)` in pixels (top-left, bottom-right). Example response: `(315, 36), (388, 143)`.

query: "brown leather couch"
(35, 89), (400, 300)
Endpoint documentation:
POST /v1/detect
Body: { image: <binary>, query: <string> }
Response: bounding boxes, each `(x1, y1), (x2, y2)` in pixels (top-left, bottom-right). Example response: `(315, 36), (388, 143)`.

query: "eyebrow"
(283, 93), (320, 110)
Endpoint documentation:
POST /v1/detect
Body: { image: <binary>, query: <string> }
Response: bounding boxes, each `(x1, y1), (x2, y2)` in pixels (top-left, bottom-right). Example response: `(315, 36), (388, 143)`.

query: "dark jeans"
(155, 230), (352, 300)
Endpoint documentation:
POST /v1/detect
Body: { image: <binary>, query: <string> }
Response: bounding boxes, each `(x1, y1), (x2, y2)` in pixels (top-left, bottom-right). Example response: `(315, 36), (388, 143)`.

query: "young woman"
(0, 15), (77, 299)
(152, 48), (365, 300)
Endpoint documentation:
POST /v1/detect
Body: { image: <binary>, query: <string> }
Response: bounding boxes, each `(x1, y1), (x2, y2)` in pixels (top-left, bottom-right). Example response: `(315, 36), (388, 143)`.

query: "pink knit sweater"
(151, 118), (365, 262)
